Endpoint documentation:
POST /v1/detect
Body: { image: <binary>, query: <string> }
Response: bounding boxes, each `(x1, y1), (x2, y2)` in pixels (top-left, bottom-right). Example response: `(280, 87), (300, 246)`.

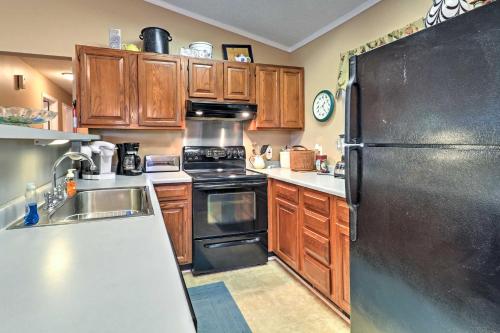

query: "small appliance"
(80, 141), (116, 180)
(143, 155), (180, 173)
(116, 143), (142, 176)
(334, 134), (345, 178)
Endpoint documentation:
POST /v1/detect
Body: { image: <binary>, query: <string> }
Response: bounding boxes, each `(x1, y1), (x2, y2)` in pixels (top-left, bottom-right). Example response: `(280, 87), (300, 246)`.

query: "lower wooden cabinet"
(275, 197), (300, 270)
(155, 183), (192, 265)
(270, 179), (350, 314)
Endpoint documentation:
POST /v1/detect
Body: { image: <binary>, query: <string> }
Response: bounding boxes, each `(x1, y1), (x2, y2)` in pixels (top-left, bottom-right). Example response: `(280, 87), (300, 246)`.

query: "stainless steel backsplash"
(184, 120), (243, 146)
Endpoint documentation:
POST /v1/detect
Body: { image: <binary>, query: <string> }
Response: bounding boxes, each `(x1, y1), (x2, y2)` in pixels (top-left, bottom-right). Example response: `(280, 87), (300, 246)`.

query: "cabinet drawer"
(155, 184), (190, 201)
(303, 228), (330, 266)
(303, 254), (331, 296)
(303, 189), (330, 216)
(303, 209), (329, 238)
(336, 198), (349, 227)
(275, 181), (299, 204)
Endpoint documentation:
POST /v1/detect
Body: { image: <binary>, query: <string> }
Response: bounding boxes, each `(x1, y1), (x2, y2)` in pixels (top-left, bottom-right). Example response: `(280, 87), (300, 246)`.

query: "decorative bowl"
(0, 106), (57, 126)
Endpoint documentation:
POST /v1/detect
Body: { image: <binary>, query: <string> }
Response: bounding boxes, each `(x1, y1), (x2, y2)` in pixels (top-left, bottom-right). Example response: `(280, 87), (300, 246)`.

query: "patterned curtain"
(334, 0), (494, 98)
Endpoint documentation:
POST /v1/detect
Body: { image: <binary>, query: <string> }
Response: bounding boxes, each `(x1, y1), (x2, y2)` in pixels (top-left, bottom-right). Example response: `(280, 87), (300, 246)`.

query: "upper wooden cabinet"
(255, 65), (281, 128)
(76, 45), (303, 130)
(138, 54), (183, 127)
(188, 58), (221, 99)
(76, 45), (183, 129)
(224, 62), (251, 101)
(78, 46), (132, 126)
(187, 59), (254, 102)
(280, 68), (304, 129)
(254, 65), (304, 130)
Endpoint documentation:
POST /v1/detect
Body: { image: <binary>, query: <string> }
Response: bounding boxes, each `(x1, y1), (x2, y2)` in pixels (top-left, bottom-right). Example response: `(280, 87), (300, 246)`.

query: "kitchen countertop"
(0, 173), (196, 333)
(249, 168), (346, 198)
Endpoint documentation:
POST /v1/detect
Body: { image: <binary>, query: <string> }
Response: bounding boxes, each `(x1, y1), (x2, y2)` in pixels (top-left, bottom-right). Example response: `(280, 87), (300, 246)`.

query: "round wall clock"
(312, 90), (335, 122)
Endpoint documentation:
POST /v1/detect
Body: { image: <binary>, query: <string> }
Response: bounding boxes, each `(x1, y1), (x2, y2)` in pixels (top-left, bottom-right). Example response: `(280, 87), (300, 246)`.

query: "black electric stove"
(183, 146), (268, 275)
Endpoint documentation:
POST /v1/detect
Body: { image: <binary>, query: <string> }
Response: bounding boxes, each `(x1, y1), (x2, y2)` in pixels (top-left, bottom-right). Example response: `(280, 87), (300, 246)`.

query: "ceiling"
(146, 0), (380, 52)
(21, 56), (73, 94)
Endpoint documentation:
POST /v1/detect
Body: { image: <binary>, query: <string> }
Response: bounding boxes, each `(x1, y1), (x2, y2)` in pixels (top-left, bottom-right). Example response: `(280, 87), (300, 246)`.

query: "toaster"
(143, 155), (180, 173)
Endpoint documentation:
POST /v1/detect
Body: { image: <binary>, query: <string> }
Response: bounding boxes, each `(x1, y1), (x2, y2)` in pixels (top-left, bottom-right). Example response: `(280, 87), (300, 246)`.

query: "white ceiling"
(21, 56), (73, 94)
(146, 0), (381, 52)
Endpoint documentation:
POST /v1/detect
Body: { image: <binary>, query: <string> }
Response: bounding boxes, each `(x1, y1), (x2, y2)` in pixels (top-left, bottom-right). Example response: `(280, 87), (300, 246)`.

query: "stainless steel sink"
(8, 187), (153, 229)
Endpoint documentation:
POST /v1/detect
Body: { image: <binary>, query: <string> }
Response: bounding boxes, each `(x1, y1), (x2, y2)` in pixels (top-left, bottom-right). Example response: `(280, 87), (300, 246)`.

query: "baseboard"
(269, 256), (351, 325)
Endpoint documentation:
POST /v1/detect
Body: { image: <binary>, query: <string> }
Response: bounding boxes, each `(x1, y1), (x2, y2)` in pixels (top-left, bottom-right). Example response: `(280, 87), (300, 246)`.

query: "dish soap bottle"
(24, 182), (39, 226)
(66, 169), (77, 198)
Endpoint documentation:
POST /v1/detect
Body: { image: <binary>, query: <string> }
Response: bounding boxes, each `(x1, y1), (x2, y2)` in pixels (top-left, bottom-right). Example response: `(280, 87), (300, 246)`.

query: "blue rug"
(188, 281), (251, 333)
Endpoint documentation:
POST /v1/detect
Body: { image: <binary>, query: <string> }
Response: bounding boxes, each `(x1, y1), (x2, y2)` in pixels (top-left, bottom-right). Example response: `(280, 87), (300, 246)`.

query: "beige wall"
(0, 54), (72, 129)
(290, 0), (431, 163)
(0, 0), (291, 64)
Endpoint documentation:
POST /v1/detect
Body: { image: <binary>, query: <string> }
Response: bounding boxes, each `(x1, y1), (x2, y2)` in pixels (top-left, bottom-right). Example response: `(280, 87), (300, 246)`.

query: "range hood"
(186, 100), (257, 121)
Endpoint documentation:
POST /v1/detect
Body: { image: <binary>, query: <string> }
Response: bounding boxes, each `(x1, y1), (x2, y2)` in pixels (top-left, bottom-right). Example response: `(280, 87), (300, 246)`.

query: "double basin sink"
(9, 187), (153, 229)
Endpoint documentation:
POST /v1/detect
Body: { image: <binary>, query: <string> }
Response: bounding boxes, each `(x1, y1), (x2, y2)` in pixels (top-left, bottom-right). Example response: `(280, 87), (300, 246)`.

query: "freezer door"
(350, 146), (500, 333)
(346, 3), (500, 145)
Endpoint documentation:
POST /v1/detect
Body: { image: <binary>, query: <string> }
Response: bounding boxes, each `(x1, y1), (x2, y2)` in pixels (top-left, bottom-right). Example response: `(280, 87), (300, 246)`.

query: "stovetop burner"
(187, 169), (266, 182)
(182, 146), (266, 183)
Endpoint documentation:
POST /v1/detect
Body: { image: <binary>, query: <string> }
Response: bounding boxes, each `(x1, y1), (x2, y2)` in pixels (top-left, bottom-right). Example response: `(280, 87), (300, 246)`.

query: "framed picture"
(222, 44), (254, 63)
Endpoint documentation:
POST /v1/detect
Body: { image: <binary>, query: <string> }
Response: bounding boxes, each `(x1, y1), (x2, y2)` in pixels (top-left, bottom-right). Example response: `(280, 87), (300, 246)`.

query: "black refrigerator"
(345, 3), (500, 333)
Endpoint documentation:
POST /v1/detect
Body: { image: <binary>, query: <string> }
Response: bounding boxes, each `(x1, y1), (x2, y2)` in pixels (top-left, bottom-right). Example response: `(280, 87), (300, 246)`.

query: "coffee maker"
(117, 143), (142, 176)
(81, 141), (116, 180)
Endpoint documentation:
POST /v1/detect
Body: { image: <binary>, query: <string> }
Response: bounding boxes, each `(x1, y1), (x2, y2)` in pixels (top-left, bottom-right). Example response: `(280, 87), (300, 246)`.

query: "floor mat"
(188, 281), (252, 333)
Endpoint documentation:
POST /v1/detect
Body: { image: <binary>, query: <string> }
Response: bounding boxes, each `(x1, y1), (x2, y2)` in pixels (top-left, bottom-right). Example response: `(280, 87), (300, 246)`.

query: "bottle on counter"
(66, 169), (77, 198)
(24, 182), (39, 226)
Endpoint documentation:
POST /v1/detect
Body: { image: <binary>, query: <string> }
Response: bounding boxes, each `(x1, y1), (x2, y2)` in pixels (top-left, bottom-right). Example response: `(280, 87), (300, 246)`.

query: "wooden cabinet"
(332, 198), (351, 313)
(280, 68), (304, 129)
(137, 54), (183, 127)
(76, 45), (183, 129)
(187, 59), (254, 102)
(78, 46), (132, 126)
(155, 183), (192, 265)
(223, 62), (251, 101)
(187, 58), (221, 99)
(255, 65), (280, 128)
(77, 45), (303, 130)
(254, 65), (304, 129)
(269, 179), (350, 314)
(275, 196), (300, 270)
(160, 200), (191, 264)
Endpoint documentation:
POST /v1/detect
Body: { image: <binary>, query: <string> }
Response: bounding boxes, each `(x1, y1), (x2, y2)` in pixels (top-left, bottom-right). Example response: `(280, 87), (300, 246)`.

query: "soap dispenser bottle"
(66, 169), (77, 198)
(24, 182), (39, 226)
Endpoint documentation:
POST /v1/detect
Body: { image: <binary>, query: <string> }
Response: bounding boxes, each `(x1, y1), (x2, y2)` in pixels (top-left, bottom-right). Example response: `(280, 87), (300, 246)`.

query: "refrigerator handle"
(345, 56), (359, 144)
(345, 143), (362, 242)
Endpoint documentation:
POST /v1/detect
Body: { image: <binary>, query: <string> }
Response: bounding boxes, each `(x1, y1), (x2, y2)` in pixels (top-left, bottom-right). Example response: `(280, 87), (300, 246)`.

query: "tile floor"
(183, 260), (350, 333)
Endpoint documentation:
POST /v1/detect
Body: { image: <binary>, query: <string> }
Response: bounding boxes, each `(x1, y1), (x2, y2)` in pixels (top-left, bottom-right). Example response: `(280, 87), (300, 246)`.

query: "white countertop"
(249, 168), (346, 198)
(0, 173), (195, 333)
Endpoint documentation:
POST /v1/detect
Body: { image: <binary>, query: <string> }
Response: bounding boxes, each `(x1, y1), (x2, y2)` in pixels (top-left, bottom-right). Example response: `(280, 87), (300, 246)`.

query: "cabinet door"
(188, 59), (221, 99)
(224, 62), (251, 100)
(275, 197), (299, 270)
(332, 198), (350, 313)
(160, 200), (192, 265)
(280, 67), (304, 129)
(138, 54), (182, 127)
(79, 47), (131, 126)
(255, 65), (280, 128)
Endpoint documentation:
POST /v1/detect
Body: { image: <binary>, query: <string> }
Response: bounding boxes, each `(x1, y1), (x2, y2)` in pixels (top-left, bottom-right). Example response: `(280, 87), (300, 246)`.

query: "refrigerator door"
(346, 3), (500, 146)
(350, 146), (500, 333)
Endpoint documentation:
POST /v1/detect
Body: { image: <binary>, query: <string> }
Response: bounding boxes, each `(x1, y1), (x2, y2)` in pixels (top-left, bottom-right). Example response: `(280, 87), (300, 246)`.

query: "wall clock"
(312, 90), (335, 122)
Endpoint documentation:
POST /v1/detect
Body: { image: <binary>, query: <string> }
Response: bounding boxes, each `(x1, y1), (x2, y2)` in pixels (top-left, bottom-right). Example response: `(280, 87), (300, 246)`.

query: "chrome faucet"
(44, 151), (96, 212)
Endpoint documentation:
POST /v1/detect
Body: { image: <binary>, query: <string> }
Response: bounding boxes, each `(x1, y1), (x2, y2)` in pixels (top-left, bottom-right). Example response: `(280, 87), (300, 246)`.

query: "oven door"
(192, 180), (268, 239)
